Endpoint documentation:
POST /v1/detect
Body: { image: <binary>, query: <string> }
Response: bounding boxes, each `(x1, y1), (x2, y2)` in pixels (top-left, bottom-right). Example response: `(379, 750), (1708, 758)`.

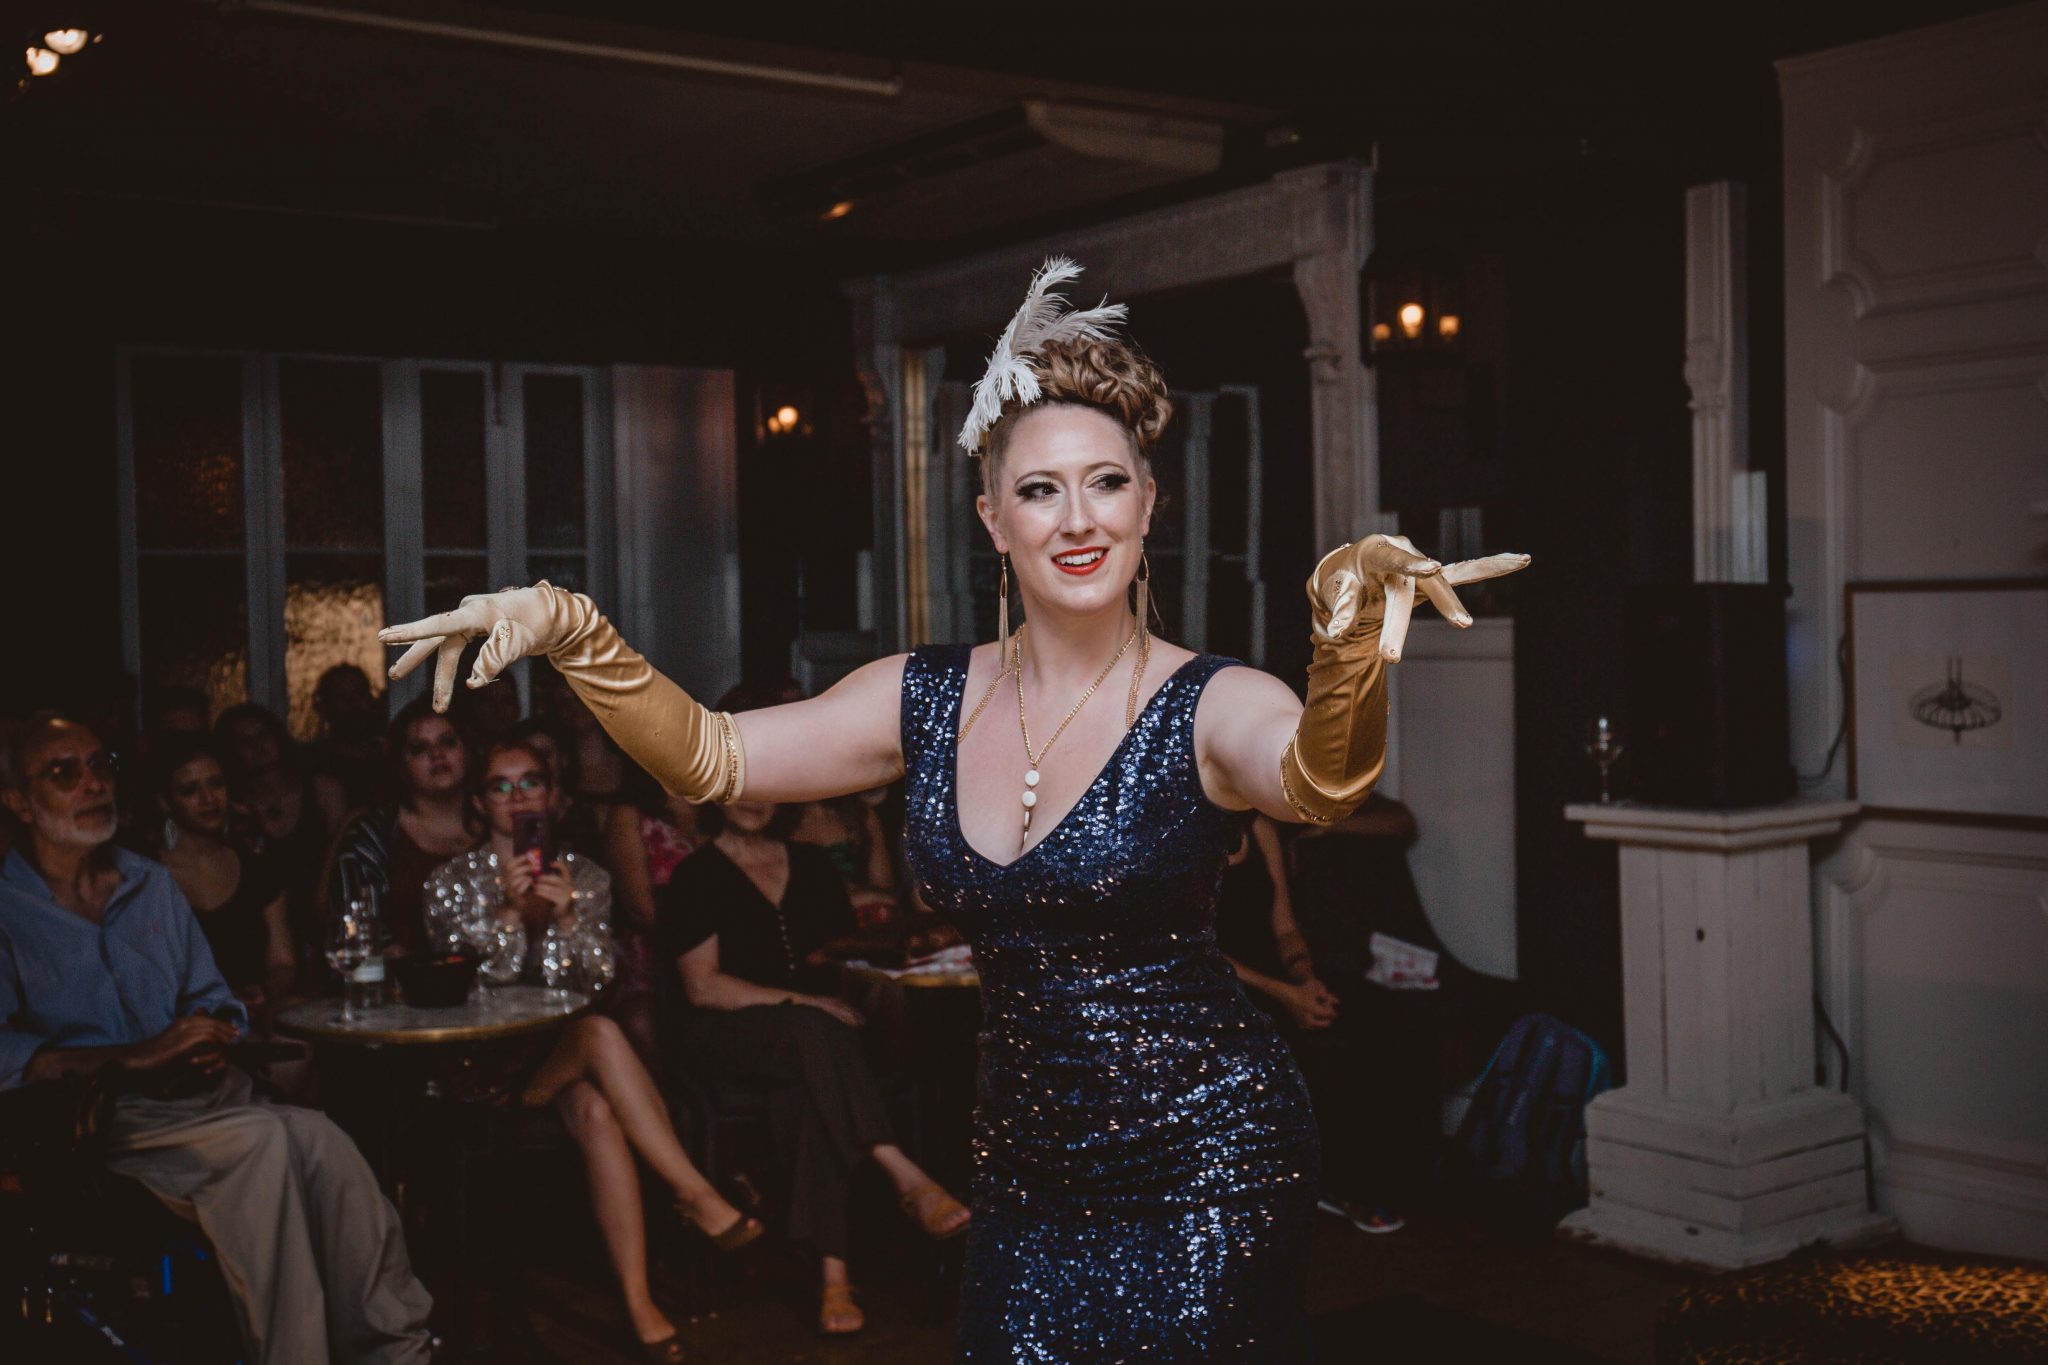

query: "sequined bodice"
(901, 645), (1312, 1204)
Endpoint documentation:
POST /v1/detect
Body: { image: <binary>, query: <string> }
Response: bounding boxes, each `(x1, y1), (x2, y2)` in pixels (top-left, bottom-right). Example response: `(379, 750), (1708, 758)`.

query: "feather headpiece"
(958, 256), (1128, 455)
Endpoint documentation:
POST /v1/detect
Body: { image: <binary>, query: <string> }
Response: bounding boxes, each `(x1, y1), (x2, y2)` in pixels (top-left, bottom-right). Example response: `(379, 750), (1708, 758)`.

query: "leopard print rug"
(1657, 1251), (2048, 1364)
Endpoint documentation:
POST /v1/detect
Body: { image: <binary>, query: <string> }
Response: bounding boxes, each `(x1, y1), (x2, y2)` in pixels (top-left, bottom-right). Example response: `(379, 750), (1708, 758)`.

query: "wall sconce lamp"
(1366, 258), (1463, 364)
(19, 27), (99, 91)
(764, 403), (813, 438)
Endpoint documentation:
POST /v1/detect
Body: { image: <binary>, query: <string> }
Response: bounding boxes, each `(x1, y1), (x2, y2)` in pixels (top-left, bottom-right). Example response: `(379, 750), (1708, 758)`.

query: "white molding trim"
(1776, 1), (2048, 92)
(867, 161), (1371, 344)
(1820, 109), (2048, 322)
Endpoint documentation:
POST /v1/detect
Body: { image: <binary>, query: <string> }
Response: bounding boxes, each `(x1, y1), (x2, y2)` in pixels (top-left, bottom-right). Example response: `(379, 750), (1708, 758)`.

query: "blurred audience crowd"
(1, 659), (1449, 1354)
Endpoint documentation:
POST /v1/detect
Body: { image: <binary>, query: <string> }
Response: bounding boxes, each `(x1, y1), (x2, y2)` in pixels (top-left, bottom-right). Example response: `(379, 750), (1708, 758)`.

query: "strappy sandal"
(819, 1281), (865, 1335)
(678, 1202), (765, 1253)
(637, 1332), (687, 1364)
(899, 1182), (971, 1241)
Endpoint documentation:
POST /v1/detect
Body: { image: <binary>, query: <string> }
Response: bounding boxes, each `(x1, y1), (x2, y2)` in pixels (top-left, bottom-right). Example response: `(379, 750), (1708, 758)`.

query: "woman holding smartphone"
(423, 738), (760, 1362)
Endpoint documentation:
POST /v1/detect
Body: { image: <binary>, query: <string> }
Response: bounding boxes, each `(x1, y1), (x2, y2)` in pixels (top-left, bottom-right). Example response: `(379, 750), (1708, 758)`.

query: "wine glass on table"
(327, 905), (371, 1025)
(1585, 715), (1625, 805)
(537, 930), (572, 1006)
(477, 914), (526, 1008)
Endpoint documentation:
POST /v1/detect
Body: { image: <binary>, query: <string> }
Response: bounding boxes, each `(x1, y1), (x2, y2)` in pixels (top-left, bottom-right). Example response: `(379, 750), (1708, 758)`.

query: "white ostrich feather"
(958, 255), (1128, 453)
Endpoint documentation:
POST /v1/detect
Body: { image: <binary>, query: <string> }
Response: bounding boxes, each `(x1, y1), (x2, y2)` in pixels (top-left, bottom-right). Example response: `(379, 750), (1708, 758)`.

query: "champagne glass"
(538, 930), (572, 1005)
(326, 907), (370, 1025)
(478, 915), (526, 1006)
(1585, 715), (1625, 805)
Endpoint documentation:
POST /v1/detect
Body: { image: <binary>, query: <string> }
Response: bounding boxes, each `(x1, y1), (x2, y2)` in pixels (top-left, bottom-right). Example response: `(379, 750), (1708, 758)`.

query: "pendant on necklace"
(1021, 766), (1040, 834)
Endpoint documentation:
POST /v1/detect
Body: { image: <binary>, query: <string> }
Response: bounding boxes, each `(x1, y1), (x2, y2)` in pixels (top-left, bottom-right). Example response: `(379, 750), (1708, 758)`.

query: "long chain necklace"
(1014, 617), (1138, 848)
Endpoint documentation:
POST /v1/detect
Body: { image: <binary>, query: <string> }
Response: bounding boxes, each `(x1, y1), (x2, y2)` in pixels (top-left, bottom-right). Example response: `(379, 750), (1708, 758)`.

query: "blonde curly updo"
(980, 336), (1173, 488)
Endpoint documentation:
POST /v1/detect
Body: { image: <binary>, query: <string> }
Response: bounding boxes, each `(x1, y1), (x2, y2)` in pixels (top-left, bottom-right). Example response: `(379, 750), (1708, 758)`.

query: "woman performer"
(380, 258), (1527, 1361)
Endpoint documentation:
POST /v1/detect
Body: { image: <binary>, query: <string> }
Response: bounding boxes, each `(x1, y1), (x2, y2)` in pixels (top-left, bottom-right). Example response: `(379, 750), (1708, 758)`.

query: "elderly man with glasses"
(0, 711), (436, 1365)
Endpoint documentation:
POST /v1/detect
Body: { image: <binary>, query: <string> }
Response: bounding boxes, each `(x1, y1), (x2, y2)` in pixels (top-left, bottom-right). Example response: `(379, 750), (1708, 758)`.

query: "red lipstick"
(1052, 546), (1110, 576)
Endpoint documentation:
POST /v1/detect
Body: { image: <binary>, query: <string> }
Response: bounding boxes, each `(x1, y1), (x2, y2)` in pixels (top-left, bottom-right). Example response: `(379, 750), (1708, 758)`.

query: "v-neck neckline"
(946, 649), (1203, 872)
(711, 839), (792, 911)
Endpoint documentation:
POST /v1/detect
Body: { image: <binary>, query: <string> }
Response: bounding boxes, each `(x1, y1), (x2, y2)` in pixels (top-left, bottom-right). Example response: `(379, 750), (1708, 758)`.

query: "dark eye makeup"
(1014, 470), (1132, 499)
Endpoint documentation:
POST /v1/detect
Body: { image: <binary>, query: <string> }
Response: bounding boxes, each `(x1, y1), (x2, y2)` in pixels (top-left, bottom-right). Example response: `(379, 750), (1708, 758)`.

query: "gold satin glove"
(377, 583), (743, 804)
(1280, 536), (1530, 823)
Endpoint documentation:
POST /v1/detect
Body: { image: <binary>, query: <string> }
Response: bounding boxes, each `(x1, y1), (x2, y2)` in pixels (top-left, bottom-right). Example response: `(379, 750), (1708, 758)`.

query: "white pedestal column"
(1560, 801), (1895, 1269)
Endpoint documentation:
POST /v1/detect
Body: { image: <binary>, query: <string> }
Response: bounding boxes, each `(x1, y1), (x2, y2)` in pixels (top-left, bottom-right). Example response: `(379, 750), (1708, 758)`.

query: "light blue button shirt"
(0, 846), (245, 1090)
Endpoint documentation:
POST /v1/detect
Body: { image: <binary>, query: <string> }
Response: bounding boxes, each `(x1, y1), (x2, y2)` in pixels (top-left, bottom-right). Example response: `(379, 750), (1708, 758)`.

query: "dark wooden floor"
(488, 1206), (1705, 1364)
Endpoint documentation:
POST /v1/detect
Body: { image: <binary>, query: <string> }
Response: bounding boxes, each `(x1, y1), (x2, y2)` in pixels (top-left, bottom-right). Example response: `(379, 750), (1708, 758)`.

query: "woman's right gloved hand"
(378, 584), (744, 805)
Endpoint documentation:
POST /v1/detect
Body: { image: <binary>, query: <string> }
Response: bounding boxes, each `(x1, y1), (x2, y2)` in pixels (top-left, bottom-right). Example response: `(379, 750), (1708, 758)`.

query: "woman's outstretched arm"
(379, 584), (906, 806)
(1197, 536), (1529, 824)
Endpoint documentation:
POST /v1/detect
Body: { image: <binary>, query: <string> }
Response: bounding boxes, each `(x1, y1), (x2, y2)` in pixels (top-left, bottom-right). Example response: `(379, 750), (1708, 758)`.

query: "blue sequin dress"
(901, 645), (1319, 1363)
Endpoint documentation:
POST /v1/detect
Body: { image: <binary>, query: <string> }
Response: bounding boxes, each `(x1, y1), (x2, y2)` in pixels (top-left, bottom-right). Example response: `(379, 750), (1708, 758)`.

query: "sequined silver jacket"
(421, 847), (616, 993)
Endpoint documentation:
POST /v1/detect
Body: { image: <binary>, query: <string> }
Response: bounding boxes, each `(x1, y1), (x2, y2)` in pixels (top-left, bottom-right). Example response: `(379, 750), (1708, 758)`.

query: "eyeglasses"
(34, 751), (118, 792)
(483, 774), (548, 799)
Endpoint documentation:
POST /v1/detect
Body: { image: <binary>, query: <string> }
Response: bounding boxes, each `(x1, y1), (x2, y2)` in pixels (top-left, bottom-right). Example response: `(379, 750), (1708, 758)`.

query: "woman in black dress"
(658, 689), (969, 1336)
(150, 735), (294, 1017)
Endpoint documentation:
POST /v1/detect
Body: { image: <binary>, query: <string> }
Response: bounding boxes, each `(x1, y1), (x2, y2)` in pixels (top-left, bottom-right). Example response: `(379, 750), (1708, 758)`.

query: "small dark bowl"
(395, 952), (478, 1009)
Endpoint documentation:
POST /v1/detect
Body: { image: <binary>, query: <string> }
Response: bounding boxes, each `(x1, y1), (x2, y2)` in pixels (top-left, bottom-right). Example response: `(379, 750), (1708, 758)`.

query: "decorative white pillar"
(1684, 181), (1767, 584)
(1561, 801), (1895, 1269)
(1284, 158), (1377, 553)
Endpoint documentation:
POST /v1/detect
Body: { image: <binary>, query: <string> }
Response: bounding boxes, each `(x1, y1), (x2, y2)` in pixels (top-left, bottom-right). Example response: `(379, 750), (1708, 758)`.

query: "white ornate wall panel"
(1849, 352), (2048, 580)
(1817, 818), (2048, 1259)
(1781, 3), (2048, 1259)
(1825, 113), (2048, 320)
(1782, 6), (2048, 787)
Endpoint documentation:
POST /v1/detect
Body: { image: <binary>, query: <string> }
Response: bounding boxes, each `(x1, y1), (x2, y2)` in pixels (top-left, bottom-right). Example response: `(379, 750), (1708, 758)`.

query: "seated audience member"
(1287, 794), (1442, 1234)
(531, 663), (629, 805)
(600, 767), (703, 1067)
(115, 683), (208, 847)
(658, 685), (968, 1337)
(150, 735), (296, 1021)
(446, 666), (522, 751)
(0, 713), (434, 1364)
(505, 715), (606, 869)
(1216, 813), (1340, 1035)
(310, 665), (388, 814)
(325, 699), (473, 958)
(422, 737), (615, 993)
(791, 789), (900, 925)
(244, 756), (334, 975)
(142, 683), (211, 744)
(217, 702), (350, 835)
(422, 737), (758, 1362)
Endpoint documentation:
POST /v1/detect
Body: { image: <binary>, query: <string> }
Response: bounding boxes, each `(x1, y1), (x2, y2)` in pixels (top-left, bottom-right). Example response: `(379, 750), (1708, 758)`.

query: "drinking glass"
(326, 907), (370, 1025)
(1585, 715), (1625, 805)
(478, 916), (526, 1006)
(538, 931), (572, 1005)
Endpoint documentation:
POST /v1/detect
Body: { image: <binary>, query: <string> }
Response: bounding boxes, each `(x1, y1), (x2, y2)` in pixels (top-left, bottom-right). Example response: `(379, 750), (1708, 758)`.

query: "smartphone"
(512, 810), (555, 876)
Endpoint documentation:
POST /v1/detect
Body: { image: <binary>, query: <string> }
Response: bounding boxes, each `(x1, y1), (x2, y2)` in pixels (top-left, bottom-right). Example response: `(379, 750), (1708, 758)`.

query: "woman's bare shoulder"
(1197, 658), (1298, 708)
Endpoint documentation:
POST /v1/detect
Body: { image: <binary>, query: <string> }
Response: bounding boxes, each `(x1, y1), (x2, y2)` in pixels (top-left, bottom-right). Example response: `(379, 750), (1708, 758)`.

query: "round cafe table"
(277, 985), (591, 1358)
(274, 984), (590, 1047)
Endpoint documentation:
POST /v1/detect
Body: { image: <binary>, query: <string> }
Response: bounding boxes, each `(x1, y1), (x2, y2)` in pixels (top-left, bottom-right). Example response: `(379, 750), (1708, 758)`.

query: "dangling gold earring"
(997, 552), (1012, 668)
(1133, 546), (1153, 642)
(1126, 546), (1153, 729)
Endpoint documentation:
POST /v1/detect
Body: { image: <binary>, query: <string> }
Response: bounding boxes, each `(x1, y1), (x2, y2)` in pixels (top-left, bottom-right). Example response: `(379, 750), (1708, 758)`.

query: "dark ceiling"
(10, 0), (2015, 275)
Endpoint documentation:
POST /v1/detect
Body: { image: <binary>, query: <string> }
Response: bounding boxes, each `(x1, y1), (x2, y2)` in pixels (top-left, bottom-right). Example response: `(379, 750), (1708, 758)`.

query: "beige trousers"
(103, 1069), (433, 1365)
